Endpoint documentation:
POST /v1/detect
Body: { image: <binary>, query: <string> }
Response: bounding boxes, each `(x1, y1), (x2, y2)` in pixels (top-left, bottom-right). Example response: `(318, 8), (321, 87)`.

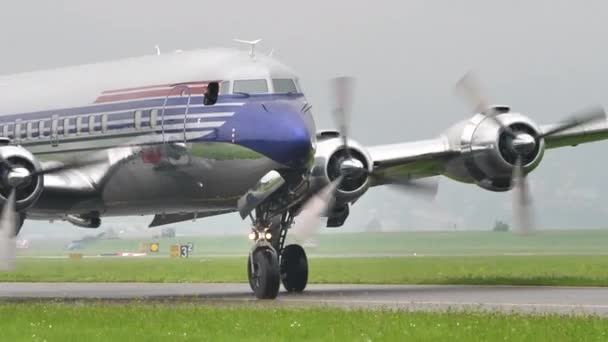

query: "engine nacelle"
(443, 109), (545, 192)
(310, 131), (373, 206)
(0, 146), (44, 210)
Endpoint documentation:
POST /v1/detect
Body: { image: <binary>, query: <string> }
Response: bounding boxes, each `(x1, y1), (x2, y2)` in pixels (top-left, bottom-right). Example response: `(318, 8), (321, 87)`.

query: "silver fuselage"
(0, 49), (316, 218)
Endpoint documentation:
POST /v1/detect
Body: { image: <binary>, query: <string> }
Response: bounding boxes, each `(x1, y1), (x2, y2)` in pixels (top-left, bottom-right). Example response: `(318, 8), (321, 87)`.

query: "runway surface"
(1, 283), (608, 315)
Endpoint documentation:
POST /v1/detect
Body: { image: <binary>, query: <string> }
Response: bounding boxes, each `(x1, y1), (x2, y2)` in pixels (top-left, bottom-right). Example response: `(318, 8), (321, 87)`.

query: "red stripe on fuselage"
(101, 81), (217, 94)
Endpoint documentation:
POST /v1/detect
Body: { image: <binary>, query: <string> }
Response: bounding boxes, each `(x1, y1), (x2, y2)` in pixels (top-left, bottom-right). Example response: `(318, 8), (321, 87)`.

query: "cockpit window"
(233, 79), (268, 94)
(272, 79), (298, 93)
(219, 81), (230, 94)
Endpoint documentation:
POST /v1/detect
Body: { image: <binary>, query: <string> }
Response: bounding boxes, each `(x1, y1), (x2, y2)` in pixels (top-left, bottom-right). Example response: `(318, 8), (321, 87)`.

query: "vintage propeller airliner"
(0, 41), (606, 299)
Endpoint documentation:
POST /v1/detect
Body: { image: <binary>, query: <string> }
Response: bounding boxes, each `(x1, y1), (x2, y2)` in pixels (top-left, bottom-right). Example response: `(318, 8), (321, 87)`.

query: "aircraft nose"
(231, 104), (315, 168)
(279, 116), (314, 168)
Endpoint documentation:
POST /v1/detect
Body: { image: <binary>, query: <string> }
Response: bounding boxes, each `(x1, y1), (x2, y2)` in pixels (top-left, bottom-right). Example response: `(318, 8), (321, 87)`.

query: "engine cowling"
(443, 109), (545, 192)
(0, 146), (44, 210)
(310, 131), (373, 205)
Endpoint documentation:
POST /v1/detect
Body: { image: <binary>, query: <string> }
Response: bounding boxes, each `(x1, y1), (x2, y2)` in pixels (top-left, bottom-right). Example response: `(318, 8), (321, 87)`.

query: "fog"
(1, 1), (607, 238)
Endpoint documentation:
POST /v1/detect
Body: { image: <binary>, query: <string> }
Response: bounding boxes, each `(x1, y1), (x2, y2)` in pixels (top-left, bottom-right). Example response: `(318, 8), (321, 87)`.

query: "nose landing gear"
(246, 212), (309, 299)
(247, 245), (280, 299)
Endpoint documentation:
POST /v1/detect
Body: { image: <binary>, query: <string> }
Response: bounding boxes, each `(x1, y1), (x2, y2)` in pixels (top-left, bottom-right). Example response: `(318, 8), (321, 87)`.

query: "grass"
(0, 303), (607, 341)
(20, 229), (608, 257)
(2, 255), (608, 286)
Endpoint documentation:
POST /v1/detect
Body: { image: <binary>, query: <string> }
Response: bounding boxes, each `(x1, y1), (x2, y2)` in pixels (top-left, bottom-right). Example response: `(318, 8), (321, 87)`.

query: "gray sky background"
(1, 0), (607, 237)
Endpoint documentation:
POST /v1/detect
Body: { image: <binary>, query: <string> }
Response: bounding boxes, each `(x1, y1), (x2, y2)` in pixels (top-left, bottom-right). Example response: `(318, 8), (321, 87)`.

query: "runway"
(1, 283), (608, 315)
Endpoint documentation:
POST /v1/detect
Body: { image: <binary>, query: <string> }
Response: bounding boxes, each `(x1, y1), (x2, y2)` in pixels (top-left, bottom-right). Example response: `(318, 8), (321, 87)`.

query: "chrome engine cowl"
(0, 145), (44, 210)
(443, 110), (545, 192)
(309, 132), (373, 205)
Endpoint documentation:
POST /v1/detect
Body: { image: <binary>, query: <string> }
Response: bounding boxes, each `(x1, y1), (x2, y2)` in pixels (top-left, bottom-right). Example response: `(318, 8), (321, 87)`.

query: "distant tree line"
(493, 220), (510, 232)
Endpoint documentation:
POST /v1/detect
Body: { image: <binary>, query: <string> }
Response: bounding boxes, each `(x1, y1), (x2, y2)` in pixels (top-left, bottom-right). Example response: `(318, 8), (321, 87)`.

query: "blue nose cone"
(277, 116), (314, 168)
(231, 103), (314, 168)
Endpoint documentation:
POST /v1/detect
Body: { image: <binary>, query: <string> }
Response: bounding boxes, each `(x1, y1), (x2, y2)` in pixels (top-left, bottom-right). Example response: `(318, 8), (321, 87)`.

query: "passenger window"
(76, 117), (83, 135)
(101, 114), (108, 133)
(38, 121), (45, 138)
(219, 81), (230, 94)
(26, 122), (33, 139)
(89, 116), (95, 134)
(14, 120), (22, 140)
(51, 116), (58, 138)
(272, 79), (298, 93)
(150, 110), (158, 129)
(134, 111), (142, 130)
(233, 79), (268, 94)
(63, 118), (70, 136)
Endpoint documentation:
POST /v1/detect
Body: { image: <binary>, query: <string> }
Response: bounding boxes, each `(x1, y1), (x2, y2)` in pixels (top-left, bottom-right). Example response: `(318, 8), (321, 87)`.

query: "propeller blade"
(454, 71), (490, 114)
(454, 71), (516, 138)
(331, 77), (355, 150)
(511, 157), (535, 236)
(0, 189), (17, 272)
(290, 178), (341, 243)
(540, 105), (606, 138)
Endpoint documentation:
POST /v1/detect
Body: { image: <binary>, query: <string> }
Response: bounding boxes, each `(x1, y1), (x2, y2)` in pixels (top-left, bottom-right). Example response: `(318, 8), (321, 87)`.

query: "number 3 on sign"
(180, 245), (189, 258)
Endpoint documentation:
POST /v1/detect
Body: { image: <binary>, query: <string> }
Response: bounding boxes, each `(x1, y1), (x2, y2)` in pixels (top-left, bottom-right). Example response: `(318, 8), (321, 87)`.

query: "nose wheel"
(246, 212), (310, 299)
(247, 245), (280, 299)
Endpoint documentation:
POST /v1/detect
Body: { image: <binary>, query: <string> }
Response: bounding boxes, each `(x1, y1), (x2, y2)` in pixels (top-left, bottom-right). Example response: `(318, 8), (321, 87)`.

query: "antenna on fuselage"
(233, 38), (262, 58)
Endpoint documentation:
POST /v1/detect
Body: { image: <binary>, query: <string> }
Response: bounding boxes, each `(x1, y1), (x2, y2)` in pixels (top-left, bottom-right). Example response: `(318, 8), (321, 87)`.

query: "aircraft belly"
(99, 143), (280, 216)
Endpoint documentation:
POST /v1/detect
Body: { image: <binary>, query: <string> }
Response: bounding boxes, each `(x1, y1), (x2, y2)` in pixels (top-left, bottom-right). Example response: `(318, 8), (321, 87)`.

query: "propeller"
(0, 152), (111, 272)
(454, 71), (606, 235)
(511, 157), (534, 235)
(291, 77), (439, 242)
(0, 189), (16, 271)
(290, 178), (341, 242)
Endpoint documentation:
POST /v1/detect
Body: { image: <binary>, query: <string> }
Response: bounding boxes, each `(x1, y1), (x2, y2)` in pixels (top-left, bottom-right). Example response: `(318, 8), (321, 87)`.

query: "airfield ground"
(2, 255), (608, 286)
(1, 303), (607, 341)
(17, 229), (608, 257)
(4, 230), (608, 340)
(6, 230), (608, 286)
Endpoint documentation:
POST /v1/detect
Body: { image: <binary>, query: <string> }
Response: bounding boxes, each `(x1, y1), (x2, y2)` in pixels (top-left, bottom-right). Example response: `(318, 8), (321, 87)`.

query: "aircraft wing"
(365, 117), (608, 187)
(366, 137), (458, 186)
(541, 119), (608, 149)
(148, 210), (236, 227)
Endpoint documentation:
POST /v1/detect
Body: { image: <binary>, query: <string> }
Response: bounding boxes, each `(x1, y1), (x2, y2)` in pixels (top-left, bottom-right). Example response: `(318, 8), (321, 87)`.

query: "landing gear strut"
(246, 211), (309, 299)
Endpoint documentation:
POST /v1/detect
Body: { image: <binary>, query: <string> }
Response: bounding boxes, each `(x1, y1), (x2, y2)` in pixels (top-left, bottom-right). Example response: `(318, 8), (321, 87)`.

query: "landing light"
(264, 231), (272, 240)
(248, 231), (258, 240)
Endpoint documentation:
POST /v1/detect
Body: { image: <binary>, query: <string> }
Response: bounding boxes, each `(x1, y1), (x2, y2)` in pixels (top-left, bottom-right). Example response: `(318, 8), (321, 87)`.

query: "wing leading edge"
(366, 137), (457, 186)
(541, 118), (608, 149)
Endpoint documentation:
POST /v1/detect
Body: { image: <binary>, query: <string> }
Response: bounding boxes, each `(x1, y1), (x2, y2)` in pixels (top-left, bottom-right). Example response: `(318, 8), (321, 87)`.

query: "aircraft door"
(159, 84), (192, 144)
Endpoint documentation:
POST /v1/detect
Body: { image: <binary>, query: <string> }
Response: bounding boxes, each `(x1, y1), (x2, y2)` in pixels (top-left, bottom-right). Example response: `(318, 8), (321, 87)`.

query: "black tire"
(247, 246), (280, 299)
(280, 244), (308, 293)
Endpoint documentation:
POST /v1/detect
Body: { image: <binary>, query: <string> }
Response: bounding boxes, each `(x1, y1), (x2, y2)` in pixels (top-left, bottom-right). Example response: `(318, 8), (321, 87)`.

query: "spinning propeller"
(291, 77), (439, 242)
(455, 71), (605, 235)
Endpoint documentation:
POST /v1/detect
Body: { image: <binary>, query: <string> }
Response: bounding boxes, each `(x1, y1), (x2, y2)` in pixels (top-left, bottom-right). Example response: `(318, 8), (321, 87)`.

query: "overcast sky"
(2, 0), (608, 237)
